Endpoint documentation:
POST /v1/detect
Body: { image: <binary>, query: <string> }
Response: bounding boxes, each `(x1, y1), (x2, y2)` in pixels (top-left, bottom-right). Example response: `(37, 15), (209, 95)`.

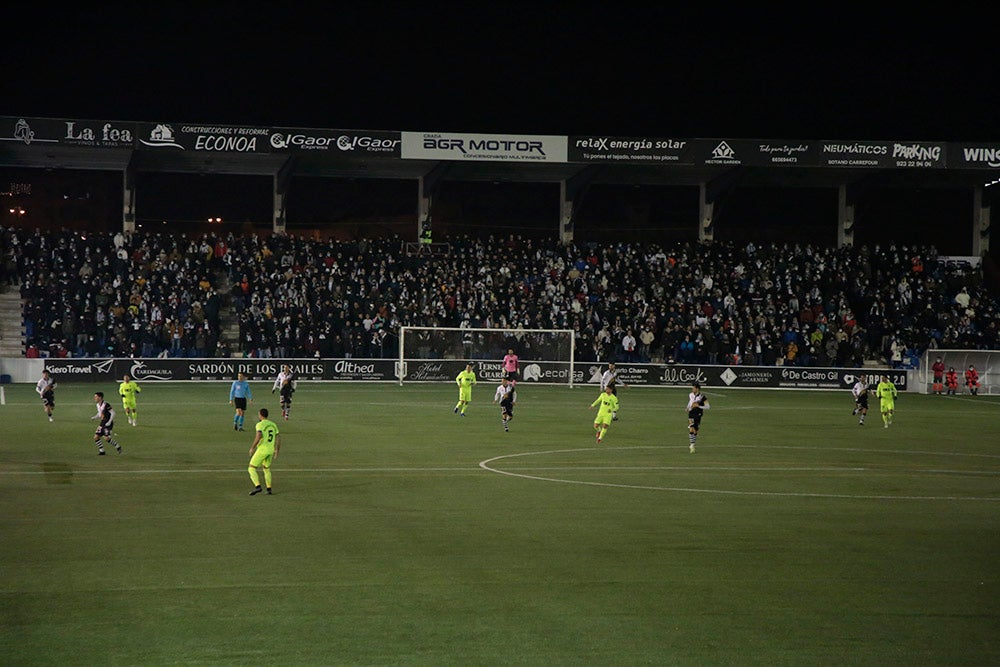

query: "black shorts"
(688, 411), (703, 431)
(41, 391), (55, 408)
(280, 388), (293, 404)
(233, 397), (248, 411)
(95, 422), (114, 438)
(500, 400), (514, 418)
(855, 394), (869, 409)
(504, 370), (518, 382)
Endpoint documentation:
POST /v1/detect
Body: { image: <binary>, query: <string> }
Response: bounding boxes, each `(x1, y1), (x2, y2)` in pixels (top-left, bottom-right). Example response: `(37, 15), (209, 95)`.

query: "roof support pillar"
(973, 184), (991, 256)
(837, 184), (855, 248)
(417, 163), (449, 244)
(122, 154), (136, 233)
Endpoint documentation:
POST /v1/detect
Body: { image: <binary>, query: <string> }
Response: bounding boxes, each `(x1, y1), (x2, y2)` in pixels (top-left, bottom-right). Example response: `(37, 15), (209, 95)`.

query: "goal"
(397, 326), (577, 386)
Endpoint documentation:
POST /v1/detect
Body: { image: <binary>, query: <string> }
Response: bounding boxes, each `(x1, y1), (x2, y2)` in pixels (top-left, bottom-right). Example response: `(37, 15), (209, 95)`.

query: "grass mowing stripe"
(3, 381), (999, 664)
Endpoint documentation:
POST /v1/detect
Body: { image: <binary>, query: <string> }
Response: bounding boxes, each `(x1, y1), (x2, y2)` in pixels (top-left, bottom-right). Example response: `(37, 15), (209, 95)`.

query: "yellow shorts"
(250, 449), (273, 468)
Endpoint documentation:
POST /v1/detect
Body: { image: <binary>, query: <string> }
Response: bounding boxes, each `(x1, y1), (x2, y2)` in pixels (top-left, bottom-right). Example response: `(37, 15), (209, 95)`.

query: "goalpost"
(398, 326), (577, 387)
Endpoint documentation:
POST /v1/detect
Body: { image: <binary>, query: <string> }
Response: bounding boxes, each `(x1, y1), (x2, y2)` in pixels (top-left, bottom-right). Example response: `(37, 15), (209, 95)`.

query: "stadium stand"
(5, 224), (997, 367)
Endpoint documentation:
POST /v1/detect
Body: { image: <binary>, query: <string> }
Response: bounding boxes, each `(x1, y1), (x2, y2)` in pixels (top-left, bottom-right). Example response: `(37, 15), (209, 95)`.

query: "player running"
(91, 391), (122, 455)
(600, 362), (627, 421)
(36, 369), (57, 422)
(272, 364), (295, 420)
(851, 373), (869, 426)
(493, 376), (517, 432)
(875, 374), (898, 428)
(119, 374), (141, 426)
(454, 363), (477, 416)
(590, 385), (619, 444)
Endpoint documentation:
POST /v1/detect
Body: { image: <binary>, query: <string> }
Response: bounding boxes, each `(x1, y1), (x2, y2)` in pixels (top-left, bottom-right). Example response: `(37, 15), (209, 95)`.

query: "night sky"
(3, 5), (999, 255)
(3, 4), (997, 142)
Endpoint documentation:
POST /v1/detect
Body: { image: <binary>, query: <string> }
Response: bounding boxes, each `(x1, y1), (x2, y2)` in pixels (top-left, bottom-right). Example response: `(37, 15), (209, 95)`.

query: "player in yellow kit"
(875, 374), (898, 428)
(248, 408), (281, 496)
(119, 374), (141, 426)
(590, 385), (619, 443)
(454, 363), (477, 416)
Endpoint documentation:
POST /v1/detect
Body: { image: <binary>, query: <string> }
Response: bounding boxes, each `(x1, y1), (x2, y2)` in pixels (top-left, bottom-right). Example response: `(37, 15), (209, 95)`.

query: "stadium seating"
(4, 226), (998, 366)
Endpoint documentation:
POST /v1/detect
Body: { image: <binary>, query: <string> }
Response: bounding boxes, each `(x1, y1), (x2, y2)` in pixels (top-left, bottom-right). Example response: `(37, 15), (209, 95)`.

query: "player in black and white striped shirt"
(493, 377), (517, 432)
(686, 382), (710, 453)
(35, 369), (57, 422)
(851, 374), (869, 426)
(91, 391), (122, 455)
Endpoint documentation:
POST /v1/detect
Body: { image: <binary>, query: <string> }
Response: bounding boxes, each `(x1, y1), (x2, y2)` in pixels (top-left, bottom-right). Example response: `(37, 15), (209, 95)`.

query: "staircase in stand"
(213, 269), (241, 355)
(0, 284), (24, 357)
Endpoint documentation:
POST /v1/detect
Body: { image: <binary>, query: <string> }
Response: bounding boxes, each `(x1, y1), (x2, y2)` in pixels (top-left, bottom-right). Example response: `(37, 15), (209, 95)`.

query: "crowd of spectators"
(9, 227), (227, 359)
(5, 225), (999, 369)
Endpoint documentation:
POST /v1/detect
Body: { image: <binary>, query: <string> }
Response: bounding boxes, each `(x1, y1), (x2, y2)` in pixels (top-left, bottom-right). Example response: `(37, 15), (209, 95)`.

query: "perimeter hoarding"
(819, 140), (947, 168)
(0, 117), (136, 149)
(136, 122), (274, 153)
(40, 358), (907, 390)
(948, 143), (1000, 169)
(269, 128), (401, 157)
(1, 115), (990, 173)
(568, 136), (693, 164)
(401, 131), (568, 162)
(566, 135), (952, 170)
(573, 363), (906, 390)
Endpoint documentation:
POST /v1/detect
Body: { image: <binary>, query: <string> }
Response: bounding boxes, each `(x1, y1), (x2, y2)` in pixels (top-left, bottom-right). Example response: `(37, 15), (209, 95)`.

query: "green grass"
(2, 382), (999, 665)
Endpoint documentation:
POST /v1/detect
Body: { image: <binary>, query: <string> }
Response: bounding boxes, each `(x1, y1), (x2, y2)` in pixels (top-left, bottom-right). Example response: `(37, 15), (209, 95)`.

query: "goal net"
(397, 326), (577, 386)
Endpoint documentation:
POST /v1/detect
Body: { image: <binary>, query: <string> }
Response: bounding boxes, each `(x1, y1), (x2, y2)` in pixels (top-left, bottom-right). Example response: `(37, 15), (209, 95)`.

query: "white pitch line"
(3, 466), (482, 476)
(944, 395), (1000, 407)
(478, 447), (1000, 501)
(496, 465), (1000, 476)
(715, 444), (1000, 460)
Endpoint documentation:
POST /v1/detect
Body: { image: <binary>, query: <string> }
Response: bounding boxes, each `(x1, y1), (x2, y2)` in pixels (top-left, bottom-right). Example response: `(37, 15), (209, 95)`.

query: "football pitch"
(2, 381), (999, 665)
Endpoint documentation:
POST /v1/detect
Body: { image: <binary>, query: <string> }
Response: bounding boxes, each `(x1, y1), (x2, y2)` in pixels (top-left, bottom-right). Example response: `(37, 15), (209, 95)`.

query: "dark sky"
(3, 3), (998, 142)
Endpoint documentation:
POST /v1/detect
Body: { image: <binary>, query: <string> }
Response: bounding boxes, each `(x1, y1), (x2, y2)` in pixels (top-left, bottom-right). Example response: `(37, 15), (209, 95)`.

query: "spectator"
(621, 329), (637, 363)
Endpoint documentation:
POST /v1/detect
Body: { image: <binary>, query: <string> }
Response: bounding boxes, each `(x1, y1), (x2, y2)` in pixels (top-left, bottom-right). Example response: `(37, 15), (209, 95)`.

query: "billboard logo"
(129, 361), (174, 380)
(961, 147), (1000, 168)
(711, 141), (736, 160)
(93, 360), (114, 373)
(705, 141), (741, 165)
(720, 368), (737, 385)
(522, 364), (542, 381)
(2, 118), (55, 146)
(336, 135), (399, 152)
(661, 367), (707, 384)
(892, 143), (940, 161)
(140, 124), (182, 149)
(45, 360), (109, 375)
(407, 362), (444, 380)
(63, 121), (133, 145)
(13, 118), (35, 145)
